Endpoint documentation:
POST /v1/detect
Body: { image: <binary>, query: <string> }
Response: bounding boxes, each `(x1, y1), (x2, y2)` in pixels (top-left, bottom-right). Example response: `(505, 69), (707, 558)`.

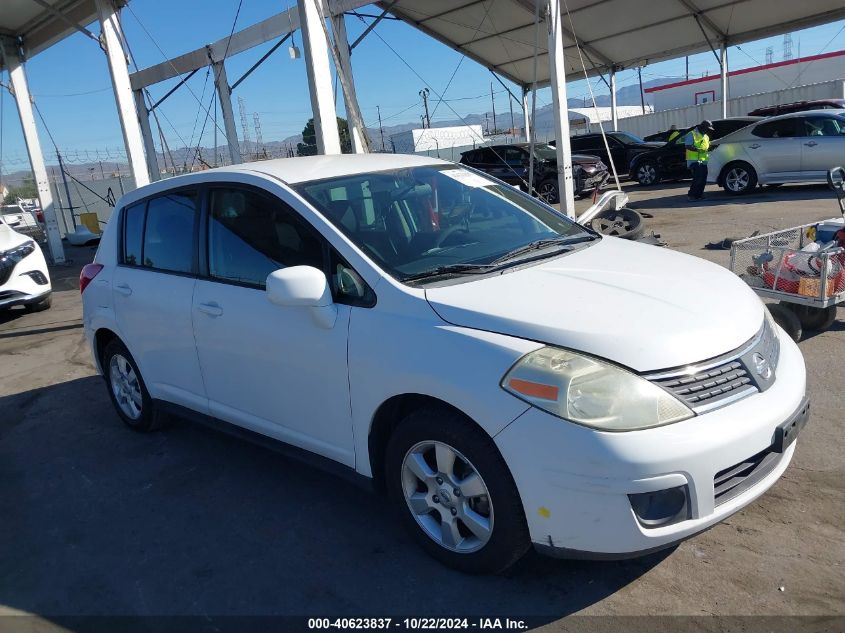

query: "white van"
(81, 154), (807, 573)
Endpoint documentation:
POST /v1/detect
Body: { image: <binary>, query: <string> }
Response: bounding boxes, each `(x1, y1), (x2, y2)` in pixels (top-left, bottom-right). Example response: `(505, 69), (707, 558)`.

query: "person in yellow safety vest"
(684, 120), (715, 201)
(666, 124), (680, 142)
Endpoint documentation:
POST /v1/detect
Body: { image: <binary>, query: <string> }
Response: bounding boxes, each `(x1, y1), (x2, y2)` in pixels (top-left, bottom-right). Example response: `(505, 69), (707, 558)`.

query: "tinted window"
(802, 116), (844, 137)
(752, 119), (798, 138)
(570, 137), (590, 151)
(207, 187), (324, 288)
(122, 202), (145, 266)
(141, 192), (196, 273)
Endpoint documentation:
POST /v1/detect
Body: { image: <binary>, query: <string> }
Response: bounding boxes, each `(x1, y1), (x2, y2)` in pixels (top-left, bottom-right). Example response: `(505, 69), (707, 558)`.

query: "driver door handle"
(804, 141), (818, 147)
(115, 283), (132, 296)
(748, 143), (761, 149)
(196, 302), (223, 317)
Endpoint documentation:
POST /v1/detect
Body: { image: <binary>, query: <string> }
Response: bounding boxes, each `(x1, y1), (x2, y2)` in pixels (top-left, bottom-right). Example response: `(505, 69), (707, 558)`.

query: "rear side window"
(122, 202), (145, 266)
(752, 119), (798, 138)
(207, 187), (325, 288)
(120, 191), (197, 273)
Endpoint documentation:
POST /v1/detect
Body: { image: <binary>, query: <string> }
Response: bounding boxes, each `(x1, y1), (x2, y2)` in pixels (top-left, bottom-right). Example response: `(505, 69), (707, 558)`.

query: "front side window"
(295, 164), (595, 284)
(801, 116), (844, 137)
(207, 187), (324, 288)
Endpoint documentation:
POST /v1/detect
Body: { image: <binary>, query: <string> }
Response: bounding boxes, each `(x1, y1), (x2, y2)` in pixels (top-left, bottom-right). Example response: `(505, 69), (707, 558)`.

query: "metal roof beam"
(28, 0), (99, 44)
(675, 0), (728, 40)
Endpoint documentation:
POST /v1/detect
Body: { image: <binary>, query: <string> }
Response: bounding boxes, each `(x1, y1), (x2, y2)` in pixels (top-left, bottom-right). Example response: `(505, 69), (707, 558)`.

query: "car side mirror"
(266, 266), (337, 329)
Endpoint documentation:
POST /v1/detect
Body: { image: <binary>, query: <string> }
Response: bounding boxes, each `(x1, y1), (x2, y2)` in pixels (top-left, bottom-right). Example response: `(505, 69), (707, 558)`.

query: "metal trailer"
(729, 167), (845, 341)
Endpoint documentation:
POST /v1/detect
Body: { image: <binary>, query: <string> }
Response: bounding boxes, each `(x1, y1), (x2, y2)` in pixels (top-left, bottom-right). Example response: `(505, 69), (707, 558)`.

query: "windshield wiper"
(402, 263), (498, 283)
(491, 234), (594, 265)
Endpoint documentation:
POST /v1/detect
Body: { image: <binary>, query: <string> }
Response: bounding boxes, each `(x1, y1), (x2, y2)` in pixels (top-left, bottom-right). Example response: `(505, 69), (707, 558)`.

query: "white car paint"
(708, 110), (845, 190)
(0, 214), (52, 310)
(82, 154), (806, 562)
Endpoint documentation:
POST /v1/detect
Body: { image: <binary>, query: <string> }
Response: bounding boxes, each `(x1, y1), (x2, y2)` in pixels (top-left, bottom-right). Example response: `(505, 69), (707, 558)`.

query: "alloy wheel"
(538, 182), (557, 203)
(725, 167), (750, 192)
(401, 440), (494, 553)
(109, 353), (143, 420)
(637, 163), (657, 185)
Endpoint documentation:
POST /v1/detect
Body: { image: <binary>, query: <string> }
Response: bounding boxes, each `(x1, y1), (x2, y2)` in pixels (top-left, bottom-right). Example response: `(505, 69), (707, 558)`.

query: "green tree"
(5, 175), (38, 201)
(296, 117), (352, 156)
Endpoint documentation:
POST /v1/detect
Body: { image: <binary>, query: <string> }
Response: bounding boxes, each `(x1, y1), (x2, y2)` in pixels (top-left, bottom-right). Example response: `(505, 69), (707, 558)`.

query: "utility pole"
(377, 105), (386, 151)
(685, 56), (689, 81)
(253, 112), (265, 158)
(508, 94), (514, 134)
(637, 67), (646, 114)
(490, 82), (497, 133)
(419, 87), (430, 128)
(56, 151), (77, 230)
(238, 96), (251, 158)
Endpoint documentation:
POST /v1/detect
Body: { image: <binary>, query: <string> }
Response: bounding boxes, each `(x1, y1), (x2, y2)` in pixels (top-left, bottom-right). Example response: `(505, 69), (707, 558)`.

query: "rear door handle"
(804, 141), (818, 147)
(196, 302), (223, 317)
(115, 283), (132, 296)
(748, 143), (761, 149)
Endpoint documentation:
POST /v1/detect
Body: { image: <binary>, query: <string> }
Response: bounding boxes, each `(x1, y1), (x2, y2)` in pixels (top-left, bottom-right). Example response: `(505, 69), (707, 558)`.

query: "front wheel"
(635, 161), (659, 186)
(721, 162), (758, 195)
(385, 407), (530, 574)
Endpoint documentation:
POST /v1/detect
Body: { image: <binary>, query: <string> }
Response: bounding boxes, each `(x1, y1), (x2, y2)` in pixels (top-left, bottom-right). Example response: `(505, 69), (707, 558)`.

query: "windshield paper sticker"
(441, 169), (496, 188)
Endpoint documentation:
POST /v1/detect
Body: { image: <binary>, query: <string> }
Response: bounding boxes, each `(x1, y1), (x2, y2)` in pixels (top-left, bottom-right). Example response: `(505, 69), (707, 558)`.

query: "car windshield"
(532, 145), (557, 160)
(612, 132), (645, 145)
(295, 164), (595, 283)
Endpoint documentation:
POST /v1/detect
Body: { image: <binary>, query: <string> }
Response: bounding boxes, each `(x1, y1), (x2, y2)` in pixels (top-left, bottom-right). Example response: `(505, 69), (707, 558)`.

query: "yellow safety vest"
(667, 130), (680, 142)
(685, 129), (710, 162)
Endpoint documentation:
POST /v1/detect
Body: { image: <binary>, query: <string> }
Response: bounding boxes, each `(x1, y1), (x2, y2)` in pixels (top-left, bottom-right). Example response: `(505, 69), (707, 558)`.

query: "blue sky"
(1, 0), (844, 171)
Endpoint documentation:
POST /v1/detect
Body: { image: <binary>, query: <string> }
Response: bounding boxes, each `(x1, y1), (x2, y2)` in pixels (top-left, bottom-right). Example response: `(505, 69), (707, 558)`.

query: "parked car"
(0, 212), (52, 312)
(748, 99), (845, 117)
(708, 110), (845, 194)
(630, 118), (762, 186)
(1, 203), (40, 229)
(459, 143), (608, 203)
(643, 129), (680, 143)
(82, 154), (807, 574)
(562, 132), (663, 176)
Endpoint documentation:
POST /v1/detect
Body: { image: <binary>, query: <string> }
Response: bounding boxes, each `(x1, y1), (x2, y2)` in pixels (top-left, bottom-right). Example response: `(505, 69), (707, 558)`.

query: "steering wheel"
(433, 225), (470, 248)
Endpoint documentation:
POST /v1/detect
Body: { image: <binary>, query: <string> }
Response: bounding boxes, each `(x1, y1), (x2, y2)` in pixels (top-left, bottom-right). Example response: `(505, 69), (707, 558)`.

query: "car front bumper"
(494, 328), (807, 558)
(0, 249), (52, 309)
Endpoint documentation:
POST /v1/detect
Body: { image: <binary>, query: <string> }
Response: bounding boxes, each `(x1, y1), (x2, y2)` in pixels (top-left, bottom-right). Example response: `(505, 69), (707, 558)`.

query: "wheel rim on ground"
(726, 167), (750, 192)
(593, 214), (632, 236)
(109, 354), (143, 420)
(401, 440), (494, 553)
(538, 183), (557, 203)
(638, 164), (656, 185)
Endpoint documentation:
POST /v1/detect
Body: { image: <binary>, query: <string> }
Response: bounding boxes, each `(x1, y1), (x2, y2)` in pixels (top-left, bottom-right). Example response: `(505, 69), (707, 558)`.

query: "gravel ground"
(0, 181), (842, 631)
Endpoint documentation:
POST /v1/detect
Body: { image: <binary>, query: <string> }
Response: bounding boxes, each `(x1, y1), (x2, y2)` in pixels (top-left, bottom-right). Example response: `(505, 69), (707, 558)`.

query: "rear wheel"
(721, 162), (758, 195)
(385, 407), (529, 574)
(767, 303), (802, 342)
(537, 178), (559, 204)
(103, 338), (162, 432)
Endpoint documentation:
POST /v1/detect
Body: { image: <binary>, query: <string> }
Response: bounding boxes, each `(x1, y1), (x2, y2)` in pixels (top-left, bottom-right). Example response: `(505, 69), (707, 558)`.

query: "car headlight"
(502, 346), (693, 431)
(1, 241), (36, 265)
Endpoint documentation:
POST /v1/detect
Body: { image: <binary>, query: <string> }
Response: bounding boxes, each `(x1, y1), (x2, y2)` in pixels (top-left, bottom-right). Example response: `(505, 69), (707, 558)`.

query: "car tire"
(102, 338), (163, 432)
(589, 207), (646, 240)
(721, 162), (758, 195)
(782, 302), (838, 332)
(385, 406), (530, 574)
(24, 294), (52, 312)
(767, 303), (802, 342)
(537, 178), (559, 204)
(634, 161), (660, 186)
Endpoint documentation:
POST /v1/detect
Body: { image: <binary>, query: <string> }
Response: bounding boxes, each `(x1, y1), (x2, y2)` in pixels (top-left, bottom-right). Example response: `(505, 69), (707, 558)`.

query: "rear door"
(799, 115), (845, 179)
(111, 189), (207, 412)
(745, 118), (802, 180)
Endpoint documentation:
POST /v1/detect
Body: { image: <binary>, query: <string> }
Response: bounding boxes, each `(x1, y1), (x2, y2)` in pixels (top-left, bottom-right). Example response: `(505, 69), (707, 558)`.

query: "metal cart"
(729, 167), (845, 341)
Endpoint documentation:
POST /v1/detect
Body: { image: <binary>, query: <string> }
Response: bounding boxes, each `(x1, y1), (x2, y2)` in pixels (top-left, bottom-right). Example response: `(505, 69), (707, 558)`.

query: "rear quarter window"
(121, 202), (146, 266)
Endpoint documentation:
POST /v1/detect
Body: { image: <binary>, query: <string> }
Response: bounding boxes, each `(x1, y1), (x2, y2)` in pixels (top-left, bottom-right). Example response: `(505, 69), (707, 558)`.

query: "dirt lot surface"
(1, 182), (843, 631)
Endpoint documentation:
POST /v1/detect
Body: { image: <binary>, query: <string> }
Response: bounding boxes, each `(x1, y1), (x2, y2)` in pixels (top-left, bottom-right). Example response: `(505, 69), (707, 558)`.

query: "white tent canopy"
(381, 0), (845, 87)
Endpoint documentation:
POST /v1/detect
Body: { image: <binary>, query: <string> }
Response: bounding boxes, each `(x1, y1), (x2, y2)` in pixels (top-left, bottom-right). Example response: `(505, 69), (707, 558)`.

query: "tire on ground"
(385, 406), (530, 574)
(102, 338), (164, 432)
(768, 303), (802, 342)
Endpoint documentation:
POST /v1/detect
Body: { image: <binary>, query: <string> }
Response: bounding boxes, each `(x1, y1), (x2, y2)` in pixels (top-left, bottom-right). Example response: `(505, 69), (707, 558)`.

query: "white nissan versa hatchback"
(81, 154), (808, 573)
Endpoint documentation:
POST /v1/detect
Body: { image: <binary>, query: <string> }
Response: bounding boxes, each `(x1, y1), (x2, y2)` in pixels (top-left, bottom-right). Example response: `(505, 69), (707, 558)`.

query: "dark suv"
(459, 143), (608, 203)
(564, 132), (662, 176)
(629, 117), (761, 186)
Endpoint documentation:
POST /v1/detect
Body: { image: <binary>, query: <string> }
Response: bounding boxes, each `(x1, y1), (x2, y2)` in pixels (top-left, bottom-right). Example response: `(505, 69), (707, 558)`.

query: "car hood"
(424, 237), (764, 372)
(0, 223), (30, 252)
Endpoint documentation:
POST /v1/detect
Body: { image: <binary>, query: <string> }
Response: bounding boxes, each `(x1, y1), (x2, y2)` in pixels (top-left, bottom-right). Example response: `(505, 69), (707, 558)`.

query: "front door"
(744, 118), (802, 180)
(191, 185), (354, 466)
(799, 115), (845, 180)
(111, 190), (207, 412)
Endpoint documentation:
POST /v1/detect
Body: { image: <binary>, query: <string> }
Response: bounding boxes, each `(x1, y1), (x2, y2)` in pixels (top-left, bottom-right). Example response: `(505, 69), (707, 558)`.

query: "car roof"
(757, 109), (845, 121)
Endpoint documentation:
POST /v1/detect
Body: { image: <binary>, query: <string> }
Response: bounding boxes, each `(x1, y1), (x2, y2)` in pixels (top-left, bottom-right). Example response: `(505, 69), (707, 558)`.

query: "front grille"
(714, 446), (782, 506)
(645, 319), (779, 412)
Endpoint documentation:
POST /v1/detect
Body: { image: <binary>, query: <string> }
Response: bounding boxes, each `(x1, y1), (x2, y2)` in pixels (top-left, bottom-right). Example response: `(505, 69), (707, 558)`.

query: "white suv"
(0, 213), (52, 312)
(82, 154), (808, 573)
